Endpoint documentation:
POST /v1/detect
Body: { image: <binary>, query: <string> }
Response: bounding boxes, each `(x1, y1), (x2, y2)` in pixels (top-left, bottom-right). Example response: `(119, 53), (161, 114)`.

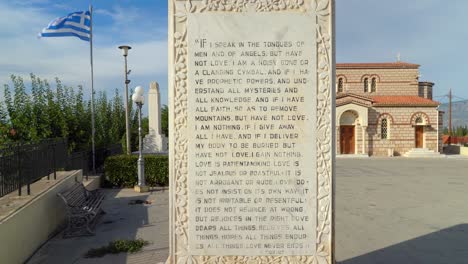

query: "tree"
(445, 126), (468, 137)
(161, 104), (169, 137)
(443, 127), (449, 135)
(54, 77), (69, 139)
(30, 74), (51, 141)
(110, 89), (125, 144)
(0, 98), (9, 144)
(0, 100), (7, 125)
(1, 73), (146, 153)
(71, 85), (90, 150)
(8, 75), (32, 141)
(95, 91), (112, 147)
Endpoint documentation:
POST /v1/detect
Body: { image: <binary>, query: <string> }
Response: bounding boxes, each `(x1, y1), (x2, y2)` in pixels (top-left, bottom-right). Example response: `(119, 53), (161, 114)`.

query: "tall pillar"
(362, 126), (367, 155)
(148, 82), (162, 135)
(143, 81), (168, 153)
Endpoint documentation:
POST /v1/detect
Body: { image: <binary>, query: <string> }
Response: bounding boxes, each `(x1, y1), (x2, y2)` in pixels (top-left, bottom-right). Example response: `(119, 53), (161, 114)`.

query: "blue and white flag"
(39, 11), (91, 41)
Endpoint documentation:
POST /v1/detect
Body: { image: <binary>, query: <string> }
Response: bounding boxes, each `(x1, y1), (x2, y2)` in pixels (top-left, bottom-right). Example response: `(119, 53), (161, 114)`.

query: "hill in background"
(439, 100), (468, 128)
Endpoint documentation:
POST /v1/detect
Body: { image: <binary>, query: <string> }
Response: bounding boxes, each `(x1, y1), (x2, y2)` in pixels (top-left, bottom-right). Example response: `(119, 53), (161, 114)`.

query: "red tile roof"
(442, 135), (468, 145)
(371, 96), (440, 107)
(337, 61), (420, 69)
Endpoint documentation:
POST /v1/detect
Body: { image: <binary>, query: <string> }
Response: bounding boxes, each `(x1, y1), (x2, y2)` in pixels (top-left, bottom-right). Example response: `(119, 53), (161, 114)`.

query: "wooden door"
(415, 126), (424, 148)
(340, 126), (355, 154)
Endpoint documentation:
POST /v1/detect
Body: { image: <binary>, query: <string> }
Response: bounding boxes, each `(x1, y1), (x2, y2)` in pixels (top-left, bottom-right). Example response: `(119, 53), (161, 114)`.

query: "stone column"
(362, 126), (367, 155)
(143, 81), (168, 153)
(148, 82), (161, 135)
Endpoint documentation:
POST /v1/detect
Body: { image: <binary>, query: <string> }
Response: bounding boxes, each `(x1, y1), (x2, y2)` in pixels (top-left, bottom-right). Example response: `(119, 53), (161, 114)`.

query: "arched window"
(337, 77), (343, 93)
(411, 112), (430, 126)
(381, 118), (388, 139)
(364, 78), (369, 93)
(371, 77), (377, 92)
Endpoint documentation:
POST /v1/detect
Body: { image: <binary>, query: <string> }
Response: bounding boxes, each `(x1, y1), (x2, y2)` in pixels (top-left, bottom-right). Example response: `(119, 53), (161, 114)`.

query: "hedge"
(104, 154), (169, 187)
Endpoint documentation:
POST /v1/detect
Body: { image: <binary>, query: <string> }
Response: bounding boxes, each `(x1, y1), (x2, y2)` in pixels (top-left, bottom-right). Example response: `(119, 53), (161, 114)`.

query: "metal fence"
(0, 138), (67, 197)
(66, 144), (123, 179)
(0, 139), (122, 198)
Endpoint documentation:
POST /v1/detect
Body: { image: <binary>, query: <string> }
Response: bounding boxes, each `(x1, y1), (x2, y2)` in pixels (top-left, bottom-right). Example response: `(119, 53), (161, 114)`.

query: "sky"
(1, 0), (468, 115)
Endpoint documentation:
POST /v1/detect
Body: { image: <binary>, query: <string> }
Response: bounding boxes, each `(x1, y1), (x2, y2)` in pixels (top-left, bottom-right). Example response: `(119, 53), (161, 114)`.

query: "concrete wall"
(444, 145), (460, 154)
(83, 175), (101, 191)
(0, 170), (82, 264)
(461, 146), (468, 156)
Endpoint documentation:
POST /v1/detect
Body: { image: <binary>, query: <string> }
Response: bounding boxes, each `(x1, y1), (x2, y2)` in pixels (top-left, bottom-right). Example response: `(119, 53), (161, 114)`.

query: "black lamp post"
(118, 45), (132, 154)
(132, 86), (149, 192)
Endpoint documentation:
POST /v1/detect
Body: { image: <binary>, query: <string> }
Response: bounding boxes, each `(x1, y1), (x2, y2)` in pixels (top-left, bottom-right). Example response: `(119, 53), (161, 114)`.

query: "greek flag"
(39, 11), (91, 41)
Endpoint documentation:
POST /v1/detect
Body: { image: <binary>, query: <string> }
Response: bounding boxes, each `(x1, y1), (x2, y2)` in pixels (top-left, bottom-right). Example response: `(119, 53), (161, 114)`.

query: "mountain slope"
(439, 100), (468, 127)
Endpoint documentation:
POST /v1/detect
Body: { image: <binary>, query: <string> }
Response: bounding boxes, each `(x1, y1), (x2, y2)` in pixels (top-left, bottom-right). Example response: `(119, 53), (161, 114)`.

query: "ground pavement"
(28, 157), (468, 264)
(336, 157), (468, 264)
(27, 188), (169, 264)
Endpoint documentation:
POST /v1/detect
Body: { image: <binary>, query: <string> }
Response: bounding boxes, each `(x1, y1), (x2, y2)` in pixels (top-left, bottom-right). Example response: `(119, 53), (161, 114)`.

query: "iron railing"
(0, 139), (122, 198)
(67, 151), (90, 178)
(66, 144), (122, 179)
(0, 138), (67, 197)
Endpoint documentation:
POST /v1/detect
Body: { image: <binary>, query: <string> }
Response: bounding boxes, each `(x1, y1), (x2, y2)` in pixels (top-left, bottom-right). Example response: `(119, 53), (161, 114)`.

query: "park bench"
(57, 182), (105, 237)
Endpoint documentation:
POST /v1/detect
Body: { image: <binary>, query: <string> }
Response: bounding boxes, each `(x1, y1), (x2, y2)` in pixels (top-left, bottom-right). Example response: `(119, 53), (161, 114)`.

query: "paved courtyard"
(28, 158), (468, 264)
(28, 188), (170, 264)
(336, 157), (468, 264)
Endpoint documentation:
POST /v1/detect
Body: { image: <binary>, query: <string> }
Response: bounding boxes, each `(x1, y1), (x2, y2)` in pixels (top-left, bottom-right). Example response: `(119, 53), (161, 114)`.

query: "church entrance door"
(415, 126), (424, 148)
(340, 125), (355, 154)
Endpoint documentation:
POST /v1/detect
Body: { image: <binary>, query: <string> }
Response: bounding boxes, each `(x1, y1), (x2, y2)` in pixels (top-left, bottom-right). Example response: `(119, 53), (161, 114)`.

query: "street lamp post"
(118, 45), (132, 155)
(132, 86), (149, 193)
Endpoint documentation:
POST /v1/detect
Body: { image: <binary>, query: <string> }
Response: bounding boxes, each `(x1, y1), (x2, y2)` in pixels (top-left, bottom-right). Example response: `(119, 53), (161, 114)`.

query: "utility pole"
(448, 88), (452, 143)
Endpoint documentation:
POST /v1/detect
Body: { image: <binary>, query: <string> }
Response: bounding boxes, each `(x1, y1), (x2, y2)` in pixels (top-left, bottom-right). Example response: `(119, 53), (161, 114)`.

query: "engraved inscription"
(187, 13), (317, 256)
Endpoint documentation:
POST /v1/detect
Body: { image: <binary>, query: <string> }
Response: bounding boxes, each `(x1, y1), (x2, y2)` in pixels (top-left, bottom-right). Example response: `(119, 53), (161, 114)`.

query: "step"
(404, 148), (446, 158)
(336, 154), (369, 159)
(407, 148), (430, 152)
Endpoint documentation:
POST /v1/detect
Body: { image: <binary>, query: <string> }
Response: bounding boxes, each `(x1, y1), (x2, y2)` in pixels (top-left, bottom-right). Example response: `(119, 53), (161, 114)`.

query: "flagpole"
(89, 4), (96, 174)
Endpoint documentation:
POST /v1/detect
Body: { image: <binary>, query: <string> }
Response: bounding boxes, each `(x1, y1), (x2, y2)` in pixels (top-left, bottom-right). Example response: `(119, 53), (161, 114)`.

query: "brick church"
(335, 61), (443, 156)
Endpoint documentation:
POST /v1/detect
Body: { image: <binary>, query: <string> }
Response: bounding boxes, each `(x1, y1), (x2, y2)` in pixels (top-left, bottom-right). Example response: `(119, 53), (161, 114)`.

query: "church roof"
(371, 96), (440, 107)
(337, 61), (420, 69)
(336, 93), (372, 101)
(336, 93), (373, 107)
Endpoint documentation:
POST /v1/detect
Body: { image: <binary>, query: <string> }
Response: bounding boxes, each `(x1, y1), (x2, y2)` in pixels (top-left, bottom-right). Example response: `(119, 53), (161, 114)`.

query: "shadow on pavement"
(28, 188), (169, 264)
(339, 224), (468, 264)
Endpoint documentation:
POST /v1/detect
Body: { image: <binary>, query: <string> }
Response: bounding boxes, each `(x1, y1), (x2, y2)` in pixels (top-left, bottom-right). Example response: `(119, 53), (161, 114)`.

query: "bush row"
(104, 155), (169, 187)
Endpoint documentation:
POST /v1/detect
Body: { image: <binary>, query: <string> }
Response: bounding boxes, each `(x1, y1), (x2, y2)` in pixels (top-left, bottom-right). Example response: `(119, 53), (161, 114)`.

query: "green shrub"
(84, 239), (150, 258)
(104, 154), (168, 187)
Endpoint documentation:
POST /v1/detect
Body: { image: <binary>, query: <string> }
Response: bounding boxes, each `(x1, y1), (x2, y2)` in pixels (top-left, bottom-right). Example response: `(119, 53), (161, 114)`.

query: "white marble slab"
(168, 0), (335, 263)
(187, 13), (317, 256)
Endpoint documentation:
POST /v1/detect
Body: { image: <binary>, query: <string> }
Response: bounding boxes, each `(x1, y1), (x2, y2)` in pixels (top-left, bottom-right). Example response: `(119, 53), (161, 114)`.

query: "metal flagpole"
(89, 4), (96, 174)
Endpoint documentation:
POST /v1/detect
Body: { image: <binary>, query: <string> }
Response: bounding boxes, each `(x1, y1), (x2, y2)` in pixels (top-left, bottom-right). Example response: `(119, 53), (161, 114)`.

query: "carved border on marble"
(168, 0), (334, 263)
